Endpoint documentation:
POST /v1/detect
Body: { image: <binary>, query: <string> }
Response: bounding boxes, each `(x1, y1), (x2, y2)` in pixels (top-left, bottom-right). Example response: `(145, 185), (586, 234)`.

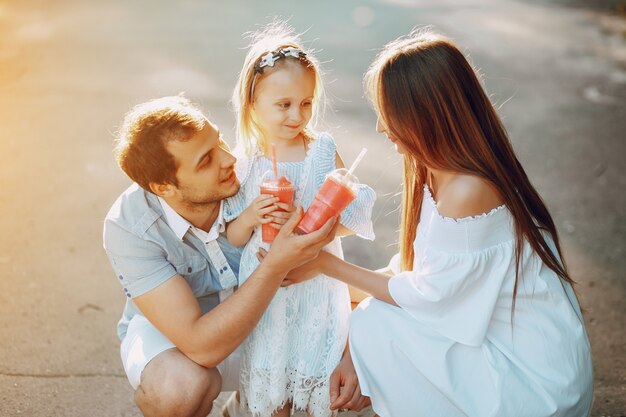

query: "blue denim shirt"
(103, 183), (242, 340)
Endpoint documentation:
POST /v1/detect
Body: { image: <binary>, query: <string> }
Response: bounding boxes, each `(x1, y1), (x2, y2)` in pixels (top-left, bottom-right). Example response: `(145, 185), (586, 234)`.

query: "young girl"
(271, 30), (594, 416)
(224, 22), (376, 417)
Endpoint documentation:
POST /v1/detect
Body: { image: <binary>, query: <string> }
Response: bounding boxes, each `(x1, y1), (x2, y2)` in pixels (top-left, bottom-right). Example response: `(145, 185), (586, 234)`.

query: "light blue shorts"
(120, 314), (241, 391)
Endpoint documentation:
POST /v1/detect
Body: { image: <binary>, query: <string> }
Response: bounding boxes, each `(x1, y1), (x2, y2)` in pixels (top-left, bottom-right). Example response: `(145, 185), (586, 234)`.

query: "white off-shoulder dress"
(225, 133), (376, 417)
(349, 185), (593, 417)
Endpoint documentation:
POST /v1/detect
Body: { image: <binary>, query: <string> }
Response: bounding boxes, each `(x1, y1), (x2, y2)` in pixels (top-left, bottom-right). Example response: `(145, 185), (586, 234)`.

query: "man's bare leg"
(135, 348), (222, 417)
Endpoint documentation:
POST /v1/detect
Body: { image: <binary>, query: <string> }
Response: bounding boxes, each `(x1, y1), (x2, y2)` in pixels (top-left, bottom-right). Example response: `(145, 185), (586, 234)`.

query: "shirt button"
(187, 267), (192, 273)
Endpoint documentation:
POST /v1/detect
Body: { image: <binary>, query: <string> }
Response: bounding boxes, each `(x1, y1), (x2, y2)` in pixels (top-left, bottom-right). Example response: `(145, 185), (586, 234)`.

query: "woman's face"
(376, 116), (407, 154)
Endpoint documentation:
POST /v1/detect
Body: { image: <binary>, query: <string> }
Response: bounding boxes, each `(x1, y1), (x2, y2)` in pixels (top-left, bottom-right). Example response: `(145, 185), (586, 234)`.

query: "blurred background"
(0, 0), (624, 416)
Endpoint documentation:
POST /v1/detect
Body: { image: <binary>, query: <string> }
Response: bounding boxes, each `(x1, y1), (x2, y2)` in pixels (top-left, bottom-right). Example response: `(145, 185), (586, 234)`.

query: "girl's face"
(252, 63), (315, 143)
(376, 116), (407, 154)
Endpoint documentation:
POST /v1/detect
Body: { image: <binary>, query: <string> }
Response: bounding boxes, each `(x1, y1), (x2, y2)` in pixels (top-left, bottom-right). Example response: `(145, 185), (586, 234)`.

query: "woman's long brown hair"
(365, 30), (574, 310)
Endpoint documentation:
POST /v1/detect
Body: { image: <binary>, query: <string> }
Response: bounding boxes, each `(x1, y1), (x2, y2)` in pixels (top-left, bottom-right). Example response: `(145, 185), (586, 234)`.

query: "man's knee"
(135, 349), (222, 417)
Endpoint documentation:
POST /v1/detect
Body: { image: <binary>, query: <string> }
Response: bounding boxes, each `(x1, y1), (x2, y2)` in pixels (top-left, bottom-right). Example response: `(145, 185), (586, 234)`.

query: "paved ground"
(0, 0), (624, 416)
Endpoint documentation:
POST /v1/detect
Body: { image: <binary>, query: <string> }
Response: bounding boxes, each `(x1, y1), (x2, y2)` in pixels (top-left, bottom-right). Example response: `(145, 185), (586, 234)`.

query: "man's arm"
(134, 207), (338, 368)
(133, 259), (286, 368)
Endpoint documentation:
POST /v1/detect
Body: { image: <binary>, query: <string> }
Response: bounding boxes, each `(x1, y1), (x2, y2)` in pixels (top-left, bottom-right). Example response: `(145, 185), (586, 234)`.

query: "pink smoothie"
(260, 176), (295, 243)
(297, 175), (356, 234)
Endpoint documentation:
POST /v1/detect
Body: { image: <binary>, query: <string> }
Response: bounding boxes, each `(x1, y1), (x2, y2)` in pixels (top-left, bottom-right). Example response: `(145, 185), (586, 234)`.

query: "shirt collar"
(158, 197), (225, 242)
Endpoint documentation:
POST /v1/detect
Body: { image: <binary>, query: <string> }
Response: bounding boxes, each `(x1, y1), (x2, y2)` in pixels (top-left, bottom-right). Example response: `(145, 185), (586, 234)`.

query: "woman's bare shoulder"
(436, 176), (504, 219)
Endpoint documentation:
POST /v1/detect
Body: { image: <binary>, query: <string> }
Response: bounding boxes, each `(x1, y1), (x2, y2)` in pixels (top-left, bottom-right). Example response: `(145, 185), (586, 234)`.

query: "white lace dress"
(224, 133), (376, 417)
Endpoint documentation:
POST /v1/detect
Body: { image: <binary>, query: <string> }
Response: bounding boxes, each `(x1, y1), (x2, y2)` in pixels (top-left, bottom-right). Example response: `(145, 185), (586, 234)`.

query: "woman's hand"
(329, 346), (371, 412)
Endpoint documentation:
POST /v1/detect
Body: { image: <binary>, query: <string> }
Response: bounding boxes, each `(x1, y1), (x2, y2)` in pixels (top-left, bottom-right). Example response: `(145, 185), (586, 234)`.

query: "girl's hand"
(243, 194), (279, 227)
(267, 203), (296, 230)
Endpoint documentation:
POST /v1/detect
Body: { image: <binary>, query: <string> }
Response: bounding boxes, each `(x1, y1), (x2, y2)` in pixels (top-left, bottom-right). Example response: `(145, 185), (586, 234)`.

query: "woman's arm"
(348, 266), (393, 307)
(258, 248), (397, 305)
(321, 252), (397, 305)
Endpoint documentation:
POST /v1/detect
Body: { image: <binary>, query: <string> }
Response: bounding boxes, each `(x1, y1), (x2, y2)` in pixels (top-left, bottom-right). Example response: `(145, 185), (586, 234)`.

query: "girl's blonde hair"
(365, 29), (574, 312)
(232, 20), (325, 156)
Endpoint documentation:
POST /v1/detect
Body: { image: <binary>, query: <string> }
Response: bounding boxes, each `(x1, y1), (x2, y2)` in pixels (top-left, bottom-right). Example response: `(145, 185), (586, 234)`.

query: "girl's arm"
(226, 194), (279, 247)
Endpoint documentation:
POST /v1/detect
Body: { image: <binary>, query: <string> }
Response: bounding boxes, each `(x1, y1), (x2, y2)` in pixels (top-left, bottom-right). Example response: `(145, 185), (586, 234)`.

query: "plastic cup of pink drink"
(260, 171), (295, 243)
(297, 168), (357, 234)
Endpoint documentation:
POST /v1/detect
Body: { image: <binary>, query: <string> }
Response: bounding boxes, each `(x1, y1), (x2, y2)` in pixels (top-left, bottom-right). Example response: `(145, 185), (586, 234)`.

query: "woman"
(270, 30), (593, 416)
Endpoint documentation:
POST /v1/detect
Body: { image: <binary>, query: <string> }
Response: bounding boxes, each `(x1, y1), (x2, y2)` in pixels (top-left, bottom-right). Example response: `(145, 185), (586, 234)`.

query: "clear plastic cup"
(297, 168), (357, 234)
(259, 170), (295, 243)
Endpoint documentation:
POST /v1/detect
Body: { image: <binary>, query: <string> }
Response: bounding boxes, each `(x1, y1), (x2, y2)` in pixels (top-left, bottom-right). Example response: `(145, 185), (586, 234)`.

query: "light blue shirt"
(103, 183), (242, 340)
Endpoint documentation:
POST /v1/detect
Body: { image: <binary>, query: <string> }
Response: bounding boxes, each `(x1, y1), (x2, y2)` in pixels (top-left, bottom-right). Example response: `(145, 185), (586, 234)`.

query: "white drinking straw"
(347, 148), (368, 176)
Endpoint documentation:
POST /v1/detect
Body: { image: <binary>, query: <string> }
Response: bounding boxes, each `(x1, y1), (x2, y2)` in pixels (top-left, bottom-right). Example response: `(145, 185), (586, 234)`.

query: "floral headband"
(254, 47), (307, 74)
(249, 47), (308, 100)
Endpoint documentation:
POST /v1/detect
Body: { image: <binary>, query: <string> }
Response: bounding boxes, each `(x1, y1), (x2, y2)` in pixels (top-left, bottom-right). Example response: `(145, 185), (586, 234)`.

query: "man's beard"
(178, 182), (240, 211)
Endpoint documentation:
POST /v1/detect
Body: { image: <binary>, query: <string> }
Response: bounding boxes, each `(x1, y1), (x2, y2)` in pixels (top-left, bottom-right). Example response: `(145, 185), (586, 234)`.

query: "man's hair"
(114, 96), (206, 191)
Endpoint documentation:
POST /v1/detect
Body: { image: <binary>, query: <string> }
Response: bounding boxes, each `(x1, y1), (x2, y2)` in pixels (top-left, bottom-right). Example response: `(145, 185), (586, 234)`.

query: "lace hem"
(240, 368), (337, 417)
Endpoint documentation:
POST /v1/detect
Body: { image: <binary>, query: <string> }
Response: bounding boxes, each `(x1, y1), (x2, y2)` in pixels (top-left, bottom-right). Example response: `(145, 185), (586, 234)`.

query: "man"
(103, 96), (368, 416)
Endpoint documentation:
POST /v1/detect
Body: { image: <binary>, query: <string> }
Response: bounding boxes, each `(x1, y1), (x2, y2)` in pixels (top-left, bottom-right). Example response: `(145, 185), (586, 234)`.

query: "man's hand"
(257, 249), (330, 286)
(261, 206), (338, 275)
(329, 346), (371, 412)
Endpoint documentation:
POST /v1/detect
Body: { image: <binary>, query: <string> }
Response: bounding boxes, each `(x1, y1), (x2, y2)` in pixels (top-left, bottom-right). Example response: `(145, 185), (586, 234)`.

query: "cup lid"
(261, 169), (293, 186)
(327, 168), (358, 186)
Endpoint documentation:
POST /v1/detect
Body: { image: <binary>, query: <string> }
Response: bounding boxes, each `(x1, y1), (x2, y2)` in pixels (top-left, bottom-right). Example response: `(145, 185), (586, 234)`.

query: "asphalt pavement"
(0, 0), (624, 416)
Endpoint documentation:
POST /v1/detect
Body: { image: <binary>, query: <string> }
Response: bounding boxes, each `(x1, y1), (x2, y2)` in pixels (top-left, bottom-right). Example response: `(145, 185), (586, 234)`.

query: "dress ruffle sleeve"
(340, 184), (376, 240)
(388, 242), (517, 346)
(314, 133), (376, 241)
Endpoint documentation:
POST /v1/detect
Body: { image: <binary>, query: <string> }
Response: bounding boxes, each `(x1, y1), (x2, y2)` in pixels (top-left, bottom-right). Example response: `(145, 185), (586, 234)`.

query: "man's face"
(165, 120), (239, 206)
